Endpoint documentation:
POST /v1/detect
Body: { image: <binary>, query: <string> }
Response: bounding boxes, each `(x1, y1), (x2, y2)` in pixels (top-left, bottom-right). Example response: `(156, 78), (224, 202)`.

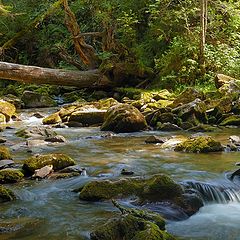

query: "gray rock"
(145, 135), (166, 144)
(0, 160), (14, 169)
(32, 165), (53, 179)
(45, 135), (66, 143)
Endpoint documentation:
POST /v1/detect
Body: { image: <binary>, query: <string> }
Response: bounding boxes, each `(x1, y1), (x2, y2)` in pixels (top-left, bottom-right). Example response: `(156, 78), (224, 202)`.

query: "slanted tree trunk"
(199, 0), (208, 75)
(0, 61), (112, 88)
(63, 0), (98, 69)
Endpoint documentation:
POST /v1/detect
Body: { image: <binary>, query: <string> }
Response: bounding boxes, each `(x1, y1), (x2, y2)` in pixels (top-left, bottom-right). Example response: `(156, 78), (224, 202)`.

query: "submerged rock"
(16, 126), (56, 139)
(42, 112), (62, 125)
(23, 153), (76, 174)
(0, 146), (12, 160)
(174, 136), (223, 153)
(0, 185), (16, 202)
(101, 104), (148, 133)
(79, 174), (183, 205)
(0, 169), (24, 183)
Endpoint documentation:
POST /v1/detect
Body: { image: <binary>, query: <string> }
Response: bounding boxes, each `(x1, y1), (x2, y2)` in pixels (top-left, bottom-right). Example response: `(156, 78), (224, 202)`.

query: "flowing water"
(1, 108), (240, 239)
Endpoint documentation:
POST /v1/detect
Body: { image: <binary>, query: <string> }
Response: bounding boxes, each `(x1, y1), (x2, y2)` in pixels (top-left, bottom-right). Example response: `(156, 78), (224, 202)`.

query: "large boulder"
(172, 98), (207, 125)
(91, 204), (175, 240)
(101, 104), (148, 133)
(69, 110), (106, 126)
(0, 185), (16, 202)
(79, 174), (183, 204)
(0, 100), (16, 122)
(23, 153), (76, 174)
(21, 91), (56, 108)
(174, 136), (223, 153)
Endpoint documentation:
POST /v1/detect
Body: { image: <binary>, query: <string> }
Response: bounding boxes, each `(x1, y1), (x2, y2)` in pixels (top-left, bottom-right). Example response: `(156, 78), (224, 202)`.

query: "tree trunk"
(199, 0), (208, 75)
(0, 61), (112, 88)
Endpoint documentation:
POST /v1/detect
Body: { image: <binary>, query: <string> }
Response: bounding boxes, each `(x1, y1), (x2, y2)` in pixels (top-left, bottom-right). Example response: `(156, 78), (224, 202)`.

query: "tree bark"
(199, 0), (208, 74)
(0, 61), (112, 88)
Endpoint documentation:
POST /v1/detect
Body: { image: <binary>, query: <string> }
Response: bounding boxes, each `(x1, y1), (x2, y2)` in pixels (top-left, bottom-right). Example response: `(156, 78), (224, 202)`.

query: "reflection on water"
(1, 109), (240, 239)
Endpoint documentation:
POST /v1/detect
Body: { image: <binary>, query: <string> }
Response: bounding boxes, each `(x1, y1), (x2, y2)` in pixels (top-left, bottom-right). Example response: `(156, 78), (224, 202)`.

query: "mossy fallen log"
(0, 61), (112, 88)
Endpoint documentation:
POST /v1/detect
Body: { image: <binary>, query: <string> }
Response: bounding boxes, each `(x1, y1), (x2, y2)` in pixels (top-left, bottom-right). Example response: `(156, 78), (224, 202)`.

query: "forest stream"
(1, 107), (240, 240)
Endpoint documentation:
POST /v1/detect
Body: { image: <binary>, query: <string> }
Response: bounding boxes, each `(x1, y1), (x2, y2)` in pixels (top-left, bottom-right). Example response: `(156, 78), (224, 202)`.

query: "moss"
(187, 124), (218, 132)
(79, 174), (183, 203)
(90, 212), (176, 240)
(0, 169), (24, 183)
(69, 110), (106, 126)
(42, 112), (62, 125)
(0, 100), (16, 122)
(0, 185), (16, 202)
(0, 113), (6, 123)
(220, 115), (240, 126)
(95, 98), (119, 110)
(0, 146), (12, 160)
(133, 222), (176, 240)
(101, 104), (148, 133)
(175, 136), (223, 153)
(80, 178), (143, 201)
(141, 175), (183, 202)
(23, 153), (76, 174)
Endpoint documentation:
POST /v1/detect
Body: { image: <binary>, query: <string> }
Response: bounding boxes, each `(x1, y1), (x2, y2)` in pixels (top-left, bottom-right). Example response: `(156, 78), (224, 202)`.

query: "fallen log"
(0, 61), (112, 88)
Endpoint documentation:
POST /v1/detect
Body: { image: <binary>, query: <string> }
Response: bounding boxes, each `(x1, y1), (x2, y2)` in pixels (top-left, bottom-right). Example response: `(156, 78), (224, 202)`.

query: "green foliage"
(0, 0), (240, 90)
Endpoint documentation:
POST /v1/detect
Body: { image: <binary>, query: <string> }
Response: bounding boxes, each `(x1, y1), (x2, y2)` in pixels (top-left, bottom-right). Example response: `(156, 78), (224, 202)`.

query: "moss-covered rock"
(0, 113), (6, 123)
(0, 100), (16, 122)
(42, 112), (62, 125)
(23, 153), (76, 174)
(0, 146), (12, 160)
(0, 185), (16, 202)
(170, 88), (204, 108)
(21, 91), (56, 108)
(95, 98), (119, 110)
(69, 110), (106, 126)
(79, 174), (183, 204)
(219, 115), (240, 126)
(0, 169), (24, 183)
(174, 136), (223, 153)
(140, 175), (183, 202)
(90, 203), (176, 240)
(101, 104), (148, 133)
(16, 126), (56, 139)
(172, 98), (207, 124)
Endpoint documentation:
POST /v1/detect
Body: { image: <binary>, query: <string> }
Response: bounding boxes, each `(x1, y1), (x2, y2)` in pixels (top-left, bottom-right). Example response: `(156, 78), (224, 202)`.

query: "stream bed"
(1, 108), (240, 240)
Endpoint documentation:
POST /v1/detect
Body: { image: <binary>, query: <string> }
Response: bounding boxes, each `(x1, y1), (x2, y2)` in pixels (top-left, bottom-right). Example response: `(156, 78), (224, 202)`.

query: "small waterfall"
(183, 180), (240, 204)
